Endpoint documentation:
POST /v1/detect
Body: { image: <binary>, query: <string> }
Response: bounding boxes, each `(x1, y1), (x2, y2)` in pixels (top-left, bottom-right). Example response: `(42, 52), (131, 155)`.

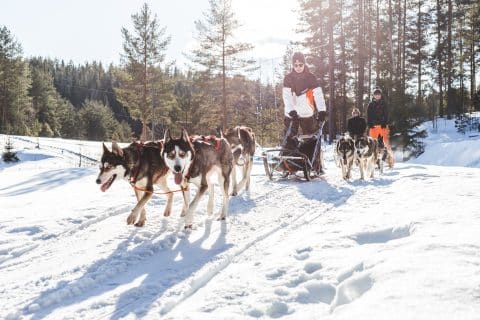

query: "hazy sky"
(0, 0), (300, 81)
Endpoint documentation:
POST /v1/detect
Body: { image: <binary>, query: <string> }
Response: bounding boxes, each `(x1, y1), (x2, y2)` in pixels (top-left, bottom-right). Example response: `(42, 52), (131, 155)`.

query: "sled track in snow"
(0, 204), (132, 270)
(158, 192), (349, 317)
(20, 217), (190, 319)
(98, 181), (353, 319)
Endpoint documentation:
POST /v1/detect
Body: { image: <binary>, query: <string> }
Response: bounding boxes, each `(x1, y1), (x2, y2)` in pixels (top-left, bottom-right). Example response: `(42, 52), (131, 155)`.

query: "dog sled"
(261, 121), (325, 181)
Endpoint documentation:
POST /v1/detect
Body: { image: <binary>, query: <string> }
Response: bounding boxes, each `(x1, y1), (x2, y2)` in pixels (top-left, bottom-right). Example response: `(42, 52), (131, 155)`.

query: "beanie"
(292, 52), (306, 65)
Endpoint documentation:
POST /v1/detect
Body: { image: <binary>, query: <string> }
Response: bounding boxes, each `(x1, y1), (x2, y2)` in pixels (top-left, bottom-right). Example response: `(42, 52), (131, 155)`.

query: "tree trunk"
(376, 0), (380, 83)
(471, 18), (476, 113)
(402, 0), (407, 90)
(437, 0), (444, 117)
(222, 27), (227, 131)
(446, 0), (453, 118)
(388, 0), (395, 84)
(341, 0), (347, 131)
(357, 0), (365, 111)
(417, 0), (422, 106)
(328, 0), (336, 143)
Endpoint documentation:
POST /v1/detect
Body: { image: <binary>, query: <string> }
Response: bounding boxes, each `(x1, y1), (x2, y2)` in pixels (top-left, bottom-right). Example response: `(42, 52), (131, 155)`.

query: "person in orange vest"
(367, 87), (394, 159)
(282, 52), (326, 137)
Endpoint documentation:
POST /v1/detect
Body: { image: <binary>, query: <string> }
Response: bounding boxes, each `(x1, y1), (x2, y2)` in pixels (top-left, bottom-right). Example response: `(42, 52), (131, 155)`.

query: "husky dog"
(355, 136), (378, 180)
(96, 141), (173, 227)
(376, 135), (394, 173)
(335, 134), (355, 180)
(223, 126), (256, 195)
(163, 129), (233, 229)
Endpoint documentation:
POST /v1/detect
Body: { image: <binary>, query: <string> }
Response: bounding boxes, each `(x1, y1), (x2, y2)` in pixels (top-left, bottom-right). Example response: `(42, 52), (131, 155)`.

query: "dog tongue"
(101, 182), (109, 192)
(174, 172), (183, 185)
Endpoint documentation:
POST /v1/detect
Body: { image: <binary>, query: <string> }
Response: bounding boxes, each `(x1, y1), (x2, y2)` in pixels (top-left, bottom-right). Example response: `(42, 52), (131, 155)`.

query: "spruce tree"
(116, 3), (171, 141)
(2, 137), (19, 162)
(189, 0), (254, 130)
(0, 26), (31, 135)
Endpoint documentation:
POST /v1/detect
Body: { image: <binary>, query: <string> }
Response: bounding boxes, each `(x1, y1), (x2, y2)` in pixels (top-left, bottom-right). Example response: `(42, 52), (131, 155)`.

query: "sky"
(0, 0), (300, 82)
(2, 118), (480, 319)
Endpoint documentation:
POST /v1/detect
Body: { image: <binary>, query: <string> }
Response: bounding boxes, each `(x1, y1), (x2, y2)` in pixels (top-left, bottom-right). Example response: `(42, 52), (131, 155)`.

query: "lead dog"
(96, 141), (174, 227)
(162, 129), (233, 228)
(223, 126), (256, 195)
(355, 136), (378, 180)
(335, 134), (355, 180)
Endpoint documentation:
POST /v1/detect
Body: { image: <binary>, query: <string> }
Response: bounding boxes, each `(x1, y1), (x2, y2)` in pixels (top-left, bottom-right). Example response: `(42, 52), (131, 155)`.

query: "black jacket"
(347, 116), (367, 137)
(367, 99), (388, 127)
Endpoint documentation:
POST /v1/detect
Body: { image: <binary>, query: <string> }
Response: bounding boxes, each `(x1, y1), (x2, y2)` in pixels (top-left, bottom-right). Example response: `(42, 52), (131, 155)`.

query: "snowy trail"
(2, 157), (355, 320)
(163, 164), (480, 320)
(3, 120), (480, 320)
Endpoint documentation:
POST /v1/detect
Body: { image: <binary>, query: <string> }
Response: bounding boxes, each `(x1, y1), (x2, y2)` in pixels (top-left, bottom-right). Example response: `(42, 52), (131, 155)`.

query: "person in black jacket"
(347, 108), (367, 140)
(367, 88), (388, 130)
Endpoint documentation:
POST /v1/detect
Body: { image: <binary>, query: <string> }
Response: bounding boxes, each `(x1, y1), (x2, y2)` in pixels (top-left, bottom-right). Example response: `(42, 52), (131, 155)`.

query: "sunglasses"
(294, 63), (304, 68)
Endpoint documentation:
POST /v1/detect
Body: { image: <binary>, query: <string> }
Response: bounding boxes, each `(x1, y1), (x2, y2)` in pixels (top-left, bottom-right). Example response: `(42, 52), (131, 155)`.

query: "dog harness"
(192, 135), (222, 151)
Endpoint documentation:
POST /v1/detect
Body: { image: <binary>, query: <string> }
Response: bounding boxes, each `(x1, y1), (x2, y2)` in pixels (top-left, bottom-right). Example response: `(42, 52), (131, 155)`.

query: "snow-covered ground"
(1, 119), (480, 320)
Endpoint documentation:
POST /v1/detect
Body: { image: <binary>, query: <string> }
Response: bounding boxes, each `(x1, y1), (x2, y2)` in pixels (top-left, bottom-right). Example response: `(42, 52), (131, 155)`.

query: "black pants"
(284, 116), (315, 137)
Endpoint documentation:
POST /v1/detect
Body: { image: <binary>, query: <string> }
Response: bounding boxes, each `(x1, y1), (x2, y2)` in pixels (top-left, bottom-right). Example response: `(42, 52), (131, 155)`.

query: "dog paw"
(217, 215), (226, 221)
(184, 224), (193, 230)
(230, 191), (238, 196)
(163, 210), (171, 217)
(134, 220), (145, 227)
(126, 214), (136, 225)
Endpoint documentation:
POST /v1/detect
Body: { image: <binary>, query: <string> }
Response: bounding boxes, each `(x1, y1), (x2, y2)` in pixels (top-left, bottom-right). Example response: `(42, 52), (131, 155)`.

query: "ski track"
(4, 158), (395, 320)
(94, 171), (357, 319)
(0, 204), (132, 270)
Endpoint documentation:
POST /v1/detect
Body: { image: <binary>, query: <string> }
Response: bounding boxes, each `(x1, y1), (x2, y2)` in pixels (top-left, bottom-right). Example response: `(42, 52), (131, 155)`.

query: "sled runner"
(261, 121), (324, 181)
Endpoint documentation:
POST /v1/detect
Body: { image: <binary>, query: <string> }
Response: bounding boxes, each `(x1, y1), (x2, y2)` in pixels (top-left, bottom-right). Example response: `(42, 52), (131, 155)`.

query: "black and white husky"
(223, 126), (256, 195)
(355, 136), (378, 180)
(96, 141), (173, 227)
(335, 134), (355, 180)
(162, 129), (233, 228)
(376, 135), (394, 173)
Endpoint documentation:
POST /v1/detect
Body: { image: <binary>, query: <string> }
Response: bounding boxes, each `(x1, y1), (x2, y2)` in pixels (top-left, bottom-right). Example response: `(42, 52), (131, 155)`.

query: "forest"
(0, 0), (479, 155)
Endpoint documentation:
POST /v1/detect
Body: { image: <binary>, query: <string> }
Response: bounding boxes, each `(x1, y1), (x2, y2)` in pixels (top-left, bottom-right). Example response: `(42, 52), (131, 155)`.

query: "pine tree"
(2, 136), (19, 162)
(115, 3), (171, 141)
(0, 26), (31, 135)
(189, 0), (254, 130)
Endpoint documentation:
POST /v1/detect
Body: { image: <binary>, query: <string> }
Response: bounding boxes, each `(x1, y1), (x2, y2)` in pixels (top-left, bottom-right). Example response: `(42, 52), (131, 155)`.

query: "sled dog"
(335, 134), (355, 180)
(162, 129), (233, 228)
(355, 136), (378, 180)
(223, 126), (256, 195)
(96, 141), (173, 227)
(376, 135), (394, 173)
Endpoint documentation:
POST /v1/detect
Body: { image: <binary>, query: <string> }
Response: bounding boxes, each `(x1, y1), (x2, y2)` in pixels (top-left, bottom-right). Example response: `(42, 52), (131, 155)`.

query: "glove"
(288, 110), (299, 119)
(381, 123), (387, 129)
(316, 111), (326, 122)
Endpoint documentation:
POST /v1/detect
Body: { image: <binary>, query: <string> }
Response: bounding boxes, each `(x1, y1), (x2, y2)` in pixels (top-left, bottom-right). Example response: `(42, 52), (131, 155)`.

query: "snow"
(1, 118), (480, 319)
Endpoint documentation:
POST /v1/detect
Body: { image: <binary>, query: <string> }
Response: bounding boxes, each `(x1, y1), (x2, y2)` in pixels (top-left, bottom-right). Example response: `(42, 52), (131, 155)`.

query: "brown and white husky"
(162, 129), (233, 229)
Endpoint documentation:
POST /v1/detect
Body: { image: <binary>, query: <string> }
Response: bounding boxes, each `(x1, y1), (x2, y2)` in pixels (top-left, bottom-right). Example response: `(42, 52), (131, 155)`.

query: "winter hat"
(373, 87), (382, 95)
(292, 52), (306, 65)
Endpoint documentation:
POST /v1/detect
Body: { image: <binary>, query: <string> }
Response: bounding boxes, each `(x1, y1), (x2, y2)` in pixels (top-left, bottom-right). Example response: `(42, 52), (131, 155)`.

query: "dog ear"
(111, 141), (123, 157)
(164, 128), (172, 144)
(103, 143), (110, 154)
(181, 128), (190, 142)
